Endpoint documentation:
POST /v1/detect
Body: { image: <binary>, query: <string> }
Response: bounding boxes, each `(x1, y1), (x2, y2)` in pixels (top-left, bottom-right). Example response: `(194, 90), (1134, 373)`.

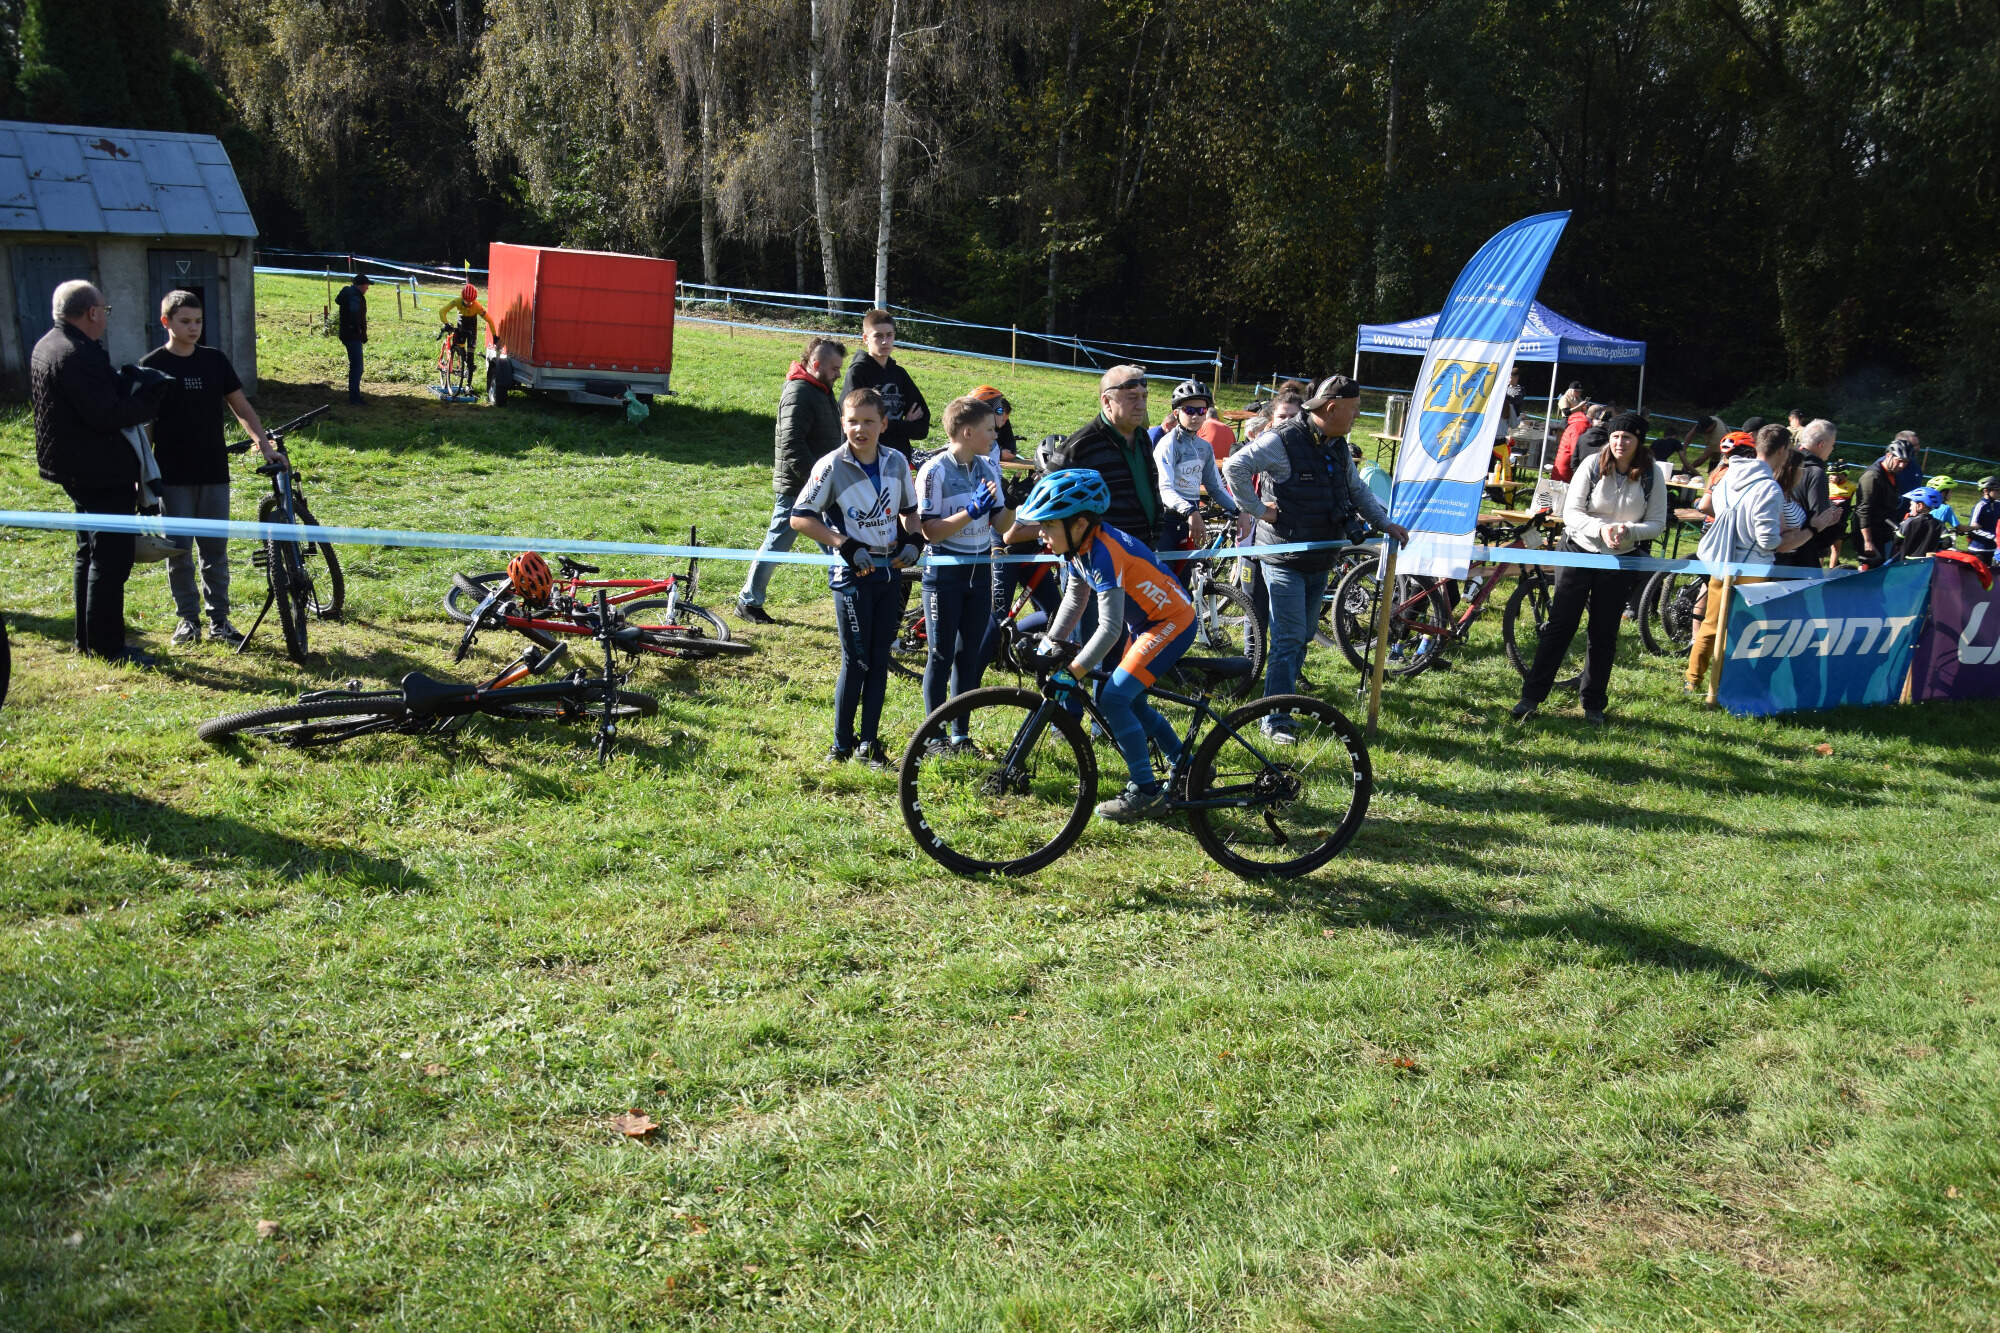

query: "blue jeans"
(831, 576), (901, 749)
(159, 482), (232, 625)
(1097, 625), (1193, 789)
(922, 560), (993, 728)
(342, 338), (364, 402)
(738, 489), (800, 608)
(1261, 561), (1329, 699)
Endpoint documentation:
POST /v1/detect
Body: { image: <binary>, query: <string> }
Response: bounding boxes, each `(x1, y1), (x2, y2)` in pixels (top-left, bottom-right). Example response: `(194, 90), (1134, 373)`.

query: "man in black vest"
(1224, 375), (1407, 731)
(1034, 363), (1163, 548)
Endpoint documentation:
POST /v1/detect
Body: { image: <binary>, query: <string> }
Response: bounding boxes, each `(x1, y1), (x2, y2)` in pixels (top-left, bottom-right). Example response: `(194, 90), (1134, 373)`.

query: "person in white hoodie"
(1512, 412), (1668, 724)
(1683, 427), (1786, 692)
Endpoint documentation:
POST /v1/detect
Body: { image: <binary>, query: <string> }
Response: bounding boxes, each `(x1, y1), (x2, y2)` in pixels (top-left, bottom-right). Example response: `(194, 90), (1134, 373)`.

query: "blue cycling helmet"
(1903, 485), (1944, 509)
(1018, 468), (1110, 522)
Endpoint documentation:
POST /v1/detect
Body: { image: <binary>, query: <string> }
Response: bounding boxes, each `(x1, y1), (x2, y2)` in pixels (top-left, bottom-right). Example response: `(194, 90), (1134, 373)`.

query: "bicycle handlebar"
(226, 404), (330, 454)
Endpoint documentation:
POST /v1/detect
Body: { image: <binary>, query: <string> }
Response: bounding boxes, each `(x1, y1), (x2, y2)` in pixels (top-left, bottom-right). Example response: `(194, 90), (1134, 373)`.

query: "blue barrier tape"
(0, 510), (1844, 581)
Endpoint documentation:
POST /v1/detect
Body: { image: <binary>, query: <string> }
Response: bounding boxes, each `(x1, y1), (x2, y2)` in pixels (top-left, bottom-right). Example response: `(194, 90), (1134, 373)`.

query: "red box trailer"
(483, 242), (677, 407)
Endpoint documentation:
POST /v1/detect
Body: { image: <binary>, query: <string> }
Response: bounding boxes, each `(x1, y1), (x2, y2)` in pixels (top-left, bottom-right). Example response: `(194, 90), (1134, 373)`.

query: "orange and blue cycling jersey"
(1069, 522), (1195, 685)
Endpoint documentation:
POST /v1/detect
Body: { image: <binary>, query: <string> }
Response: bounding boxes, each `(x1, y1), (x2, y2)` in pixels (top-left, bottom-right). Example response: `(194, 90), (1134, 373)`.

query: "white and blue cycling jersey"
(916, 446), (1006, 555)
(793, 443), (917, 588)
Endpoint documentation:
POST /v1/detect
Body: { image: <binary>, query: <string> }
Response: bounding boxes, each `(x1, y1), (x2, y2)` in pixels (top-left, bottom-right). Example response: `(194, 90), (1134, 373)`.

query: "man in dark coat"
(32, 279), (172, 663)
(334, 273), (370, 404)
(1033, 363), (1164, 549)
(736, 337), (846, 623)
(1855, 433), (1922, 568)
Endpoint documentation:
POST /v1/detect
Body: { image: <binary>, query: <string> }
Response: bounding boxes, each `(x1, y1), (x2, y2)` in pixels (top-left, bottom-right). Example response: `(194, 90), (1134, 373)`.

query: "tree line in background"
(7, 0), (1999, 437)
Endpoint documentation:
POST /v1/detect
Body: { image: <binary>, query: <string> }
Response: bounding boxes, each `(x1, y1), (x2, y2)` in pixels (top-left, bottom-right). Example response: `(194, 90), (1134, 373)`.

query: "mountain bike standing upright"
(231, 405), (343, 665)
(434, 322), (477, 403)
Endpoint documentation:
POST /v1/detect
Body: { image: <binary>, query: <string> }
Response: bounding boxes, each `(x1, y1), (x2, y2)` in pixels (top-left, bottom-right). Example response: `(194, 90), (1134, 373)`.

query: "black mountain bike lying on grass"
(898, 646), (1371, 879)
(229, 405), (344, 665)
(199, 593), (656, 762)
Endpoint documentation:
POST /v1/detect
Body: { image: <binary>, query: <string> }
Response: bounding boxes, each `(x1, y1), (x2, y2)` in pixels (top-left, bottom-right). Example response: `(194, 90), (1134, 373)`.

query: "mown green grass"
(0, 276), (1996, 1330)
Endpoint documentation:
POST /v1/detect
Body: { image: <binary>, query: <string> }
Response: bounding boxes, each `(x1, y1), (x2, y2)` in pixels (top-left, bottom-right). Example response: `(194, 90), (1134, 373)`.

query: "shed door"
(148, 250), (225, 353)
(12, 244), (91, 363)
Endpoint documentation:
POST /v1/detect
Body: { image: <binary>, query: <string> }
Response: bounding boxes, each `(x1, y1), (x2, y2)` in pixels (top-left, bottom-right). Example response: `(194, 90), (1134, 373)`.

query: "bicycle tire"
(289, 498), (345, 620)
(444, 571), (562, 651)
(1502, 570), (1581, 689)
(899, 686), (1097, 877)
(1327, 561), (1452, 678)
(1184, 694), (1371, 878)
(1, 616), (9, 710)
(1310, 546), (1381, 649)
(484, 689), (658, 722)
(197, 692), (408, 745)
(267, 535), (310, 664)
(624, 599), (732, 641)
(887, 604), (926, 681)
(1168, 580), (1266, 699)
(1641, 570), (1704, 656)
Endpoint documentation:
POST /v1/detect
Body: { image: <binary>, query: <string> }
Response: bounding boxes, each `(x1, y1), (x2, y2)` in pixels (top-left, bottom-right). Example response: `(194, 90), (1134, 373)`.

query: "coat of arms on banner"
(1418, 359), (1500, 463)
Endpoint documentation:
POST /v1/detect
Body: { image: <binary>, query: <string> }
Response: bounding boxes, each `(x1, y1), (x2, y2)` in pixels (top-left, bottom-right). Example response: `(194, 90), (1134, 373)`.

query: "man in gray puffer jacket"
(736, 337), (845, 623)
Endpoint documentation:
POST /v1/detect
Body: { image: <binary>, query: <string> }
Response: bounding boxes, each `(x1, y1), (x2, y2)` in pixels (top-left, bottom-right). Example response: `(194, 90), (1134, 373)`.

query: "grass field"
(1, 275), (1996, 1330)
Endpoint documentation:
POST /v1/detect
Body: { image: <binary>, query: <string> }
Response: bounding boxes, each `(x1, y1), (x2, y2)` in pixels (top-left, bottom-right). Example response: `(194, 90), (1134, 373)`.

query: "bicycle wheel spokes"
(899, 686), (1097, 876)
(1185, 695), (1371, 878)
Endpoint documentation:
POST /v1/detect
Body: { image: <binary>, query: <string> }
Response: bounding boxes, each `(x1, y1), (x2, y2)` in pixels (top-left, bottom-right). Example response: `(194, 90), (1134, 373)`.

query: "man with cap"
(1855, 432), (1922, 568)
(334, 272), (372, 405)
(1223, 375), (1408, 731)
(1970, 475), (1999, 560)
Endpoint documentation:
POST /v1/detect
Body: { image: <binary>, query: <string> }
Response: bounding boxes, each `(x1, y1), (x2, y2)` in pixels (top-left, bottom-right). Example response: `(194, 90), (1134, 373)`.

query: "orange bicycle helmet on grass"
(508, 550), (553, 605)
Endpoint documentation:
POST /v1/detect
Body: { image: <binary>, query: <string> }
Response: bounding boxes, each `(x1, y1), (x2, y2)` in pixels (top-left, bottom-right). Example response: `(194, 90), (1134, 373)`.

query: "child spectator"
(842, 309), (930, 463)
(1151, 379), (1239, 567)
(790, 388), (923, 767)
(138, 290), (282, 646)
(1896, 486), (1948, 559)
(917, 395), (1011, 750)
(1928, 475), (1961, 534)
(1969, 476), (1999, 559)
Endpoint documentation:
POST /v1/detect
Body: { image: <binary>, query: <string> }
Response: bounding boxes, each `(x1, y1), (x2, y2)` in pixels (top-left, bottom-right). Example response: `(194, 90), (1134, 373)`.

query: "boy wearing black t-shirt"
(840, 309), (930, 463)
(138, 290), (280, 646)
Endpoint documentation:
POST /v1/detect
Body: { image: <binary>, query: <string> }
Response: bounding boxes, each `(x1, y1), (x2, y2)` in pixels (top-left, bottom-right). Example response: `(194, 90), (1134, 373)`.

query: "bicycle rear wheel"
(1167, 580), (1265, 699)
(1184, 694), (1371, 878)
(1327, 561), (1451, 678)
(442, 571), (506, 623)
(484, 689), (657, 722)
(1640, 570), (1704, 656)
(1502, 570), (1582, 689)
(899, 686), (1097, 876)
(887, 604), (926, 681)
(197, 692), (407, 745)
(1310, 546), (1380, 649)
(624, 600), (750, 658)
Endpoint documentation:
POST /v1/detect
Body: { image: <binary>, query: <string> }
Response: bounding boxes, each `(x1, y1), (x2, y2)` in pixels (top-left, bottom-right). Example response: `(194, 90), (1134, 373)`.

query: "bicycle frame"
(1384, 512), (1556, 642)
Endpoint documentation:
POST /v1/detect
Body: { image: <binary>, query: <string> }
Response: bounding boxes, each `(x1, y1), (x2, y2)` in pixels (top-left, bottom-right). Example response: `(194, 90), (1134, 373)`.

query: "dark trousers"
(922, 562), (994, 725)
(64, 484), (137, 658)
(832, 577), (902, 749)
(1520, 565), (1638, 712)
(342, 338), (364, 402)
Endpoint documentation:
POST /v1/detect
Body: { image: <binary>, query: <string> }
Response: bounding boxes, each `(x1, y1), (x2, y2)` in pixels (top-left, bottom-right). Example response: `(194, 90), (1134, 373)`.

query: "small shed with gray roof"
(0, 119), (258, 392)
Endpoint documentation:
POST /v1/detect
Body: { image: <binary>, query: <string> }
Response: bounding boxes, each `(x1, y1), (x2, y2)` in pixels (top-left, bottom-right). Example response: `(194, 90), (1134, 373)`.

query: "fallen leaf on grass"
(1948, 1186), (1961, 1199)
(1380, 1054), (1421, 1073)
(1813, 743), (1834, 756)
(422, 1063), (448, 1077)
(63, 1231), (82, 1247)
(684, 1215), (709, 1235)
(256, 1219), (283, 1240)
(1322, 929), (1338, 938)
(611, 1111), (658, 1139)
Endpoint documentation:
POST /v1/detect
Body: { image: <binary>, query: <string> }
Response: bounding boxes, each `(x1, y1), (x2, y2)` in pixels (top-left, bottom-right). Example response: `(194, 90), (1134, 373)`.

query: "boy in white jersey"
(916, 395), (1014, 749)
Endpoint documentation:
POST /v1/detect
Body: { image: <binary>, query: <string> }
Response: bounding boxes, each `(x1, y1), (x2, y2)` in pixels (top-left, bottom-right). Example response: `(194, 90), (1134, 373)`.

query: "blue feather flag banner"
(1389, 211), (1570, 578)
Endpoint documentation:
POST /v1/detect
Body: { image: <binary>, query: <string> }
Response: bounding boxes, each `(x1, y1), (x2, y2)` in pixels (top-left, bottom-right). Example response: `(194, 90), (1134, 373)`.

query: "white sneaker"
(207, 620), (246, 647)
(171, 619), (201, 646)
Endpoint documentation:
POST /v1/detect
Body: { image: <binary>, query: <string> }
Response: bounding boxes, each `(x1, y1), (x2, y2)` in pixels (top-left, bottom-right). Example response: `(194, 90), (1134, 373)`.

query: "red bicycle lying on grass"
(442, 535), (751, 662)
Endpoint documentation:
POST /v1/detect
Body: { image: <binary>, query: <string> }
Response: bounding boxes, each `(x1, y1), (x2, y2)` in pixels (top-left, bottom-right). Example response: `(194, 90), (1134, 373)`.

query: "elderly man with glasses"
(31, 279), (173, 665)
(1019, 364), (1164, 551)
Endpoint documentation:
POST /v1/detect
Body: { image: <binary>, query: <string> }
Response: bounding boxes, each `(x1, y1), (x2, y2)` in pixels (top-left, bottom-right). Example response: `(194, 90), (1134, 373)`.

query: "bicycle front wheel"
(290, 498), (345, 620)
(1503, 571), (1580, 689)
(1327, 561), (1451, 678)
(197, 692), (408, 746)
(442, 571), (507, 623)
(485, 689), (658, 722)
(899, 686), (1097, 876)
(1184, 694), (1371, 878)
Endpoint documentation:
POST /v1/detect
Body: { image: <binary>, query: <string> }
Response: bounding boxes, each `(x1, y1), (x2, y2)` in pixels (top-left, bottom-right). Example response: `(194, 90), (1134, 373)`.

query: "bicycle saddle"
(556, 557), (599, 575)
(399, 671), (469, 713)
(1177, 655), (1254, 679)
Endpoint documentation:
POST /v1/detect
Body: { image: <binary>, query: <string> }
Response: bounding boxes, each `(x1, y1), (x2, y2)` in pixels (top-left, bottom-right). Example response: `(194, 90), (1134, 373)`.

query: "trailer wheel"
(486, 362), (511, 406)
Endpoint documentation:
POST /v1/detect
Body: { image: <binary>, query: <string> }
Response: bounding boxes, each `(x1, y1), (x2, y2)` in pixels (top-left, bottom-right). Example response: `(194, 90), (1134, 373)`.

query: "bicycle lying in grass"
(898, 644), (1371, 879)
(229, 406), (344, 665)
(443, 538), (750, 662)
(199, 593), (657, 762)
(1323, 509), (1577, 686)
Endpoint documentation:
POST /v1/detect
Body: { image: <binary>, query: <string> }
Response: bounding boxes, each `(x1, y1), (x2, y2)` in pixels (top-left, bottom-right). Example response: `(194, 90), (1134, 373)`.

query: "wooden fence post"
(1706, 574), (1736, 705)
(1366, 543), (1398, 735)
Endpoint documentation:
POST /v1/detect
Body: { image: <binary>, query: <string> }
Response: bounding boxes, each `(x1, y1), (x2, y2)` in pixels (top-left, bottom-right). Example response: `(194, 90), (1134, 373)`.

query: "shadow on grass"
(1, 780), (429, 893)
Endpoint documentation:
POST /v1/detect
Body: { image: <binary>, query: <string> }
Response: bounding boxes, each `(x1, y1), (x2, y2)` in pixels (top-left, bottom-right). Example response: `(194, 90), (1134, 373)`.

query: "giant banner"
(1912, 558), (2000, 701)
(1390, 211), (1570, 578)
(1716, 562), (1932, 717)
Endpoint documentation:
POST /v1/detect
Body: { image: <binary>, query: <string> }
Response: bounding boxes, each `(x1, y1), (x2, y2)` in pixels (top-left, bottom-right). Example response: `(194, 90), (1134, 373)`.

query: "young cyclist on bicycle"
(1019, 468), (1196, 823)
(438, 283), (500, 361)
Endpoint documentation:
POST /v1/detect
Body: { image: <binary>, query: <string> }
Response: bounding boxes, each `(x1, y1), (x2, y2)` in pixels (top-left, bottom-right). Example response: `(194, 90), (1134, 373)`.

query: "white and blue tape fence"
(0, 510), (1845, 583)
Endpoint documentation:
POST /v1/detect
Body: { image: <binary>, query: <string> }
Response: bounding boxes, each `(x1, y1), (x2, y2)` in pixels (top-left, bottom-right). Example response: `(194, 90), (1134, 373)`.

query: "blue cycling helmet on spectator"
(1903, 486), (1944, 509)
(1019, 468), (1110, 522)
